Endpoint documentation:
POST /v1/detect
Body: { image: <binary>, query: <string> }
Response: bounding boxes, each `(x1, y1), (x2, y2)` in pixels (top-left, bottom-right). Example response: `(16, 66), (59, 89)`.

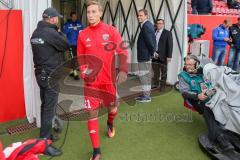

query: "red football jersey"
(77, 21), (128, 84)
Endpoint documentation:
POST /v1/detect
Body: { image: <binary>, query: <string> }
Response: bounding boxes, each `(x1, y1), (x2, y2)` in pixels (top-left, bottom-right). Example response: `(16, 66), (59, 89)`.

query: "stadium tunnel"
(0, 0), (187, 126)
(53, 0), (187, 84)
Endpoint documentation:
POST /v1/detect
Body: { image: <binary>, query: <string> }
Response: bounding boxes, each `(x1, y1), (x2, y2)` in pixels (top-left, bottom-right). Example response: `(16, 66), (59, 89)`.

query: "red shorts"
(84, 83), (118, 111)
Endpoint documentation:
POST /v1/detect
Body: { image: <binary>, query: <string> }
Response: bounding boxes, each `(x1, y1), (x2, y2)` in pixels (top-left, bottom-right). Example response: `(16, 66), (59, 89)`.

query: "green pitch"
(0, 90), (209, 160)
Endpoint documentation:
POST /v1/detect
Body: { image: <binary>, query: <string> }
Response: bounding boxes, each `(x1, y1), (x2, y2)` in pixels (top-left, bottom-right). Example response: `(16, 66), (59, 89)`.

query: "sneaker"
(136, 95), (151, 103)
(90, 154), (101, 160)
(135, 95), (144, 100)
(73, 70), (79, 80)
(151, 85), (158, 89)
(69, 71), (74, 77)
(107, 126), (116, 138)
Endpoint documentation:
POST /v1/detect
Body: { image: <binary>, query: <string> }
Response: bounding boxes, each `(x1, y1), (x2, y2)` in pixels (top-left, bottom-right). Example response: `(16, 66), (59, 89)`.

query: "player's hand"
(198, 92), (208, 101)
(224, 38), (229, 42)
(117, 71), (127, 84)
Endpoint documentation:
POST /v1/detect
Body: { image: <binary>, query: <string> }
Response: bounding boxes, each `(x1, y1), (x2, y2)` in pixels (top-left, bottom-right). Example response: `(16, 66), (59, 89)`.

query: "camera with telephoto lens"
(204, 88), (216, 97)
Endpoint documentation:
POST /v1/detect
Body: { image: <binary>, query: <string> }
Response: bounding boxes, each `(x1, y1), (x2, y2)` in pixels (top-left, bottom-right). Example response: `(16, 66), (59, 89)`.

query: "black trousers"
(35, 69), (58, 139)
(69, 45), (78, 70)
(151, 62), (167, 87)
(189, 100), (224, 141)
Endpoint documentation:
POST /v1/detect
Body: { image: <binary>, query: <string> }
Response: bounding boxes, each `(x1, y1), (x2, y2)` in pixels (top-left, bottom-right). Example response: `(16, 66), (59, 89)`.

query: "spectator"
(227, 0), (240, 9)
(136, 9), (156, 102)
(191, 0), (213, 15)
(152, 19), (173, 90)
(228, 17), (240, 71)
(212, 19), (232, 66)
(63, 11), (84, 80)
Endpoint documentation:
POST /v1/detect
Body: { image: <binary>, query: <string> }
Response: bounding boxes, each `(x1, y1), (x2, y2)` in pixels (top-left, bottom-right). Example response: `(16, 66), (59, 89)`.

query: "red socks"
(107, 110), (118, 125)
(87, 110), (118, 149)
(0, 141), (4, 160)
(88, 118), (100, 148)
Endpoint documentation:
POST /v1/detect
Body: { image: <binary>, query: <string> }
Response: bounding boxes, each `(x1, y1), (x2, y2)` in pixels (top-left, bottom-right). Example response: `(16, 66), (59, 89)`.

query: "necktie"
(156, 31), (161, 51)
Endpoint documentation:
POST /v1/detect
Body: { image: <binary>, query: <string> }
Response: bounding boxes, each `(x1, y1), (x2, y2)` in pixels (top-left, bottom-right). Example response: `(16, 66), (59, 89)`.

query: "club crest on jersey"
(191, 80), (196, 86)
(232, 30), (238, 35)
(102, 34), (109, 41)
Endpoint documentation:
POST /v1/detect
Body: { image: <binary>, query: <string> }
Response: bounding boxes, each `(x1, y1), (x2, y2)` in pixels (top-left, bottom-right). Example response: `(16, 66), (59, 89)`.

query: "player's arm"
(178, 76), (198, 100)
(77, 32), (86, 76)
(112, 27), (128, 84)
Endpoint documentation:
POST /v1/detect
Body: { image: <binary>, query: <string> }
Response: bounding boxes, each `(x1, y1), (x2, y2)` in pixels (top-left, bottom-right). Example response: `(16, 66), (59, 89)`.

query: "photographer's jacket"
(31, 21), (69, 72)
(178, 69), (211, 100)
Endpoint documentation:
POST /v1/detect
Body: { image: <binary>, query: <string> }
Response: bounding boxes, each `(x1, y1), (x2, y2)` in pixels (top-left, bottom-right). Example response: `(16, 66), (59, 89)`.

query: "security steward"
(31, 8), (69, 156)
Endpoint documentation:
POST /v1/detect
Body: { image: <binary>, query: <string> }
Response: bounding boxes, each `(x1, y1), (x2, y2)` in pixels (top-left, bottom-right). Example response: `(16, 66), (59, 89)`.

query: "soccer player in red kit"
(77, 1), (128, 160)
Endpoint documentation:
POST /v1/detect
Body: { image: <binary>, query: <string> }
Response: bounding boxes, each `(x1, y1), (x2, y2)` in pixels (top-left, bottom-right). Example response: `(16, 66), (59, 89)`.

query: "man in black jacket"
(136, 9), (156, 102)
(31, 8), (69, 156)
(191, 0), (213, 15)
(227, 0), (240, 9)
(152, 19), (173, 90)
(228, 17), (240, 71)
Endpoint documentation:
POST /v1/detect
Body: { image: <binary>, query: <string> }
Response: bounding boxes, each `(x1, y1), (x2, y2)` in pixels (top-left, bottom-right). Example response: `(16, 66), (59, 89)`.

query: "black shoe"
(50, 134), (60, 142)
(151, 85), (158, 89)
(69, 72), (74, 77)
(74, 75), (80, 80)
(44, 145), (62, 157)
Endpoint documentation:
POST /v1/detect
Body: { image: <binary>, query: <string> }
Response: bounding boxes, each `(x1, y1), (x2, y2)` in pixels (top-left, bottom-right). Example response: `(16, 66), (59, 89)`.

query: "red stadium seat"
(212, 7), (217, 15)
(220, 7), (226, 15)
(215, 7), (221, 15)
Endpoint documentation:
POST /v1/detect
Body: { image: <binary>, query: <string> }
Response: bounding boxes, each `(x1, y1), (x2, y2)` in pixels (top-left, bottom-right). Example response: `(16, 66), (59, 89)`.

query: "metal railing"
(0, 0), (13, 9)
(79, 0), (184, 56)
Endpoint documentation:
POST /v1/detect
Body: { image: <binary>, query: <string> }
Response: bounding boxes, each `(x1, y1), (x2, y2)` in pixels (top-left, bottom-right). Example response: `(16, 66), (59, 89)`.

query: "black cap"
(42, 8), (63, 18)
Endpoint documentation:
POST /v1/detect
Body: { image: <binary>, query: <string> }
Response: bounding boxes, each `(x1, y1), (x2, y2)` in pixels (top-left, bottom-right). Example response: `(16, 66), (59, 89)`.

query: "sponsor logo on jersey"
(102, 34), (110, 41)
(232, 30), (238, 35)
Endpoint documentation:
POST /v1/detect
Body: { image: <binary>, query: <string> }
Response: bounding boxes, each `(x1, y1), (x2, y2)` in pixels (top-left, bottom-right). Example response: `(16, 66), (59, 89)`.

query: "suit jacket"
(152, 29), (173, 64)
(137, 20), (156, 62)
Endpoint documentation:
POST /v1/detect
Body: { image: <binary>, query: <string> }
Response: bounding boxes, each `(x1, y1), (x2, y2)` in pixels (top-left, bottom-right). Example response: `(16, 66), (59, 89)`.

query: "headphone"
(184, 54), (200, 72)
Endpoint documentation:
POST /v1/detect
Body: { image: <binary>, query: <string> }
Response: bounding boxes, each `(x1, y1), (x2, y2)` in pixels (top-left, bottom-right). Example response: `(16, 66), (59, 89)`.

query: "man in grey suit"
(136, 9), (156, 102)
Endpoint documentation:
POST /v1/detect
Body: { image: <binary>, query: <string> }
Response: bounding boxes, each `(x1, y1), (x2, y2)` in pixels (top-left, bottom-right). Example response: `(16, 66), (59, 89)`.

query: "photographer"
(178, 55), (237, 158)
(31, 8), (69, 156)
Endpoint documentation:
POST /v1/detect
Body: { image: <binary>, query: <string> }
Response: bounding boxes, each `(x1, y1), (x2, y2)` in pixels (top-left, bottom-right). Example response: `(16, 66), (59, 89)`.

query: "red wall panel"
(188, 15), (238, 64)
(0, 10), (25, 123)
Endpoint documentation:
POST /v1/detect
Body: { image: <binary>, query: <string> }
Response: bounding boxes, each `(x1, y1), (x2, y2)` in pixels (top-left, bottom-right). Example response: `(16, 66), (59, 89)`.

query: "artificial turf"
(0, 90), (209, 160)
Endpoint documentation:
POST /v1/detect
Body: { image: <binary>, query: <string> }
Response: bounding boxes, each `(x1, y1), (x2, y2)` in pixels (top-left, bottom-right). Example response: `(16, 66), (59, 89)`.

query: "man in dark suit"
(136, 9), (156, 102)
(152, 19), (173, 90)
